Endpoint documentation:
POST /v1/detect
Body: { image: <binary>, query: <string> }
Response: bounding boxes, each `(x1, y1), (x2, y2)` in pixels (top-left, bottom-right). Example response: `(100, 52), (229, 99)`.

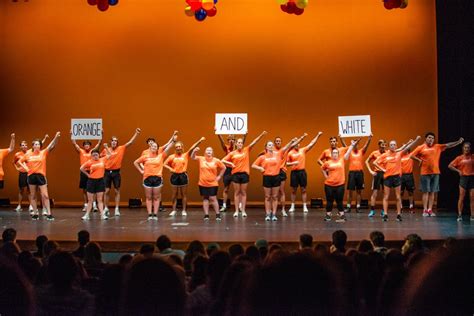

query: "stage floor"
(2, 207), (474, 252)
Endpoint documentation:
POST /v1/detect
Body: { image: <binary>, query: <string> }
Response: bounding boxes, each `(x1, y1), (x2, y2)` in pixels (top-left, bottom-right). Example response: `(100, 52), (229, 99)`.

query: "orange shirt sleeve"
(253, 155), (265, 167)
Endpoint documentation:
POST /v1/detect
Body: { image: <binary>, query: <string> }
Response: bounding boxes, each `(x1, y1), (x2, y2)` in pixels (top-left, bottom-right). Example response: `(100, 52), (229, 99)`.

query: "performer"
(0, 133), (15, 190)
(286, 132), (322, 214)
(222, 131), (267, 218)
(373, 137), (420, 222)
(273, 136), (296, 217)
(340, 134), (372, 213)
(141, 131), (178, 156)
(191, 146), (226, 221)
(400, 148), (422, 213)
(164, 137), (205, 217)
(217, 133), (246, 212)
(410, 132), (463, 216)
(317, 135), (347, 166)
(365, 139), (387, 217)
(134, 141), (174, 221)
(18, 132), (61, 221)
(13, 135), (49, 213)
(321, 139), (358, 222)
(101, 128), (141, 217)
(70, 130), (102, 212)
(448, 142), (473, 221)
(252, 138), (298, 221)
(80, 146), (111, 220)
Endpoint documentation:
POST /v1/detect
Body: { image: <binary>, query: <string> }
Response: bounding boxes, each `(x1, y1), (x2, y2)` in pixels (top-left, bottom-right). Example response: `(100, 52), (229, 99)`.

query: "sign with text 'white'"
(338, 115), (371, 137)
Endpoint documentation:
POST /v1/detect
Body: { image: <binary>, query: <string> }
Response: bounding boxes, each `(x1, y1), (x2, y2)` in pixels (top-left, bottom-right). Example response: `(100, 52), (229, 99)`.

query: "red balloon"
(87, 0), (97, 5)
(383, 0), (393, 9)
(97, 0), (109, 11)
(206, 6), (217, 17)
(189, 0), (202, 11)
(286, 2), (296, 13)
(391, 0), (402, 8)
(294, 7), (304, 15)
(280, 4), (288, 12)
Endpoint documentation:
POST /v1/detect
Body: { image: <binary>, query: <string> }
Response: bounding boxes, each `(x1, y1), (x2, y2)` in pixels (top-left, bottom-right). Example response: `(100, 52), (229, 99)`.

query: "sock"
(409, 204), (413, 209)
(291, 203), (295, 208)
(356, 204), (360, 209)
(303, 203), (307, 207)
(222, 202), (226, 208)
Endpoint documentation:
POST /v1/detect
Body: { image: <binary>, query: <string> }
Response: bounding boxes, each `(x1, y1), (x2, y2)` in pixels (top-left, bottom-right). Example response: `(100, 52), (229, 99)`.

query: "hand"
(200, 137), (206, 141)
(104, 143), (108, 148)
(140, 170), (144, 175)
(371, 171), (377, 176)
(318, 131), (323, 136)
(260, 167), (265, 173)
(415, 135), (421, 140)
(381, 169), (386, 173)
(459, 137), (464, 143)
(44, 134), (49, 139)
(408, 139), (413, 143)
(173, 130), (178, 135)
(229, 163), (236, 168)
(11, 133), (15, 138)
(291, 137), (298, 142)
(216, 175), (221, 182)
(55, 131), (61, 137)
(303, 133), (308, 137)
(136, 128), (141, 134)
(351, 139), (360, 146)
(194, 147), (200, 152)
(369, 133), (373, 137)
(262, 131), (268, 135)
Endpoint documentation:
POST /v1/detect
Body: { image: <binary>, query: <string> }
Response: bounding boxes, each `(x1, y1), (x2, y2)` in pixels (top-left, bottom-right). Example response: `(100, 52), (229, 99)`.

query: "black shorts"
(232, 172), (249, 184)
(87, 178), (106, 193)
(384, 175), (401, 188)
(372, 171), (384, 190)
(223, 167), (233, 187)
(144, 176), (163, 188)
(79, 172), (88, 190)
(170, 173), (188, 187)
(401, 173), (415, 192)
(0, 180), (3, 189)
(460, 175), (474, 190)
(347, 170), (364, 190)
(27, 173), (47, 186)
(290, 169), (307, 188)
(19, 172), (28, 189)
(199, 186), (218, 197)
(105, 169), (121, 189)
(263, 175), (281, 188)
(279, 169), (287, 182)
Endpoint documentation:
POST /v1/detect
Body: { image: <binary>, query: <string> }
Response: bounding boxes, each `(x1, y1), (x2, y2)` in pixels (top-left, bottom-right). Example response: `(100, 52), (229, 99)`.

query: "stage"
(2, 207), (473, 252)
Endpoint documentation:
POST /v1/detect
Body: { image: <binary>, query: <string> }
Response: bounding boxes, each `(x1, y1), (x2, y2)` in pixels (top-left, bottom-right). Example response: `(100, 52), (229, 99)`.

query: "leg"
(82, 189), (88, 206)
(428, 192), (435, 211)
(395, 186), (402, 215)
(222, 184), (230, 209)
(96, 192), (105, 214)
(264, 187), (272, 215)
(325, 186), (335, 215)
(371, 189), (378, 209)
(171, 186), (178, 211)
(210, 196), (220, 214)
(144, 187), (153, 215)
(469, 189), (474, 217)
(233, 183), (241, 214)
(383, 186), (390, 215)
(114, 188), (121, 209)
(335, 186), (345, 215)
(301, 187), (307, 205)
(408, 190), (414, 209)
(422, 192), (429, 210)
(203, 197), (210, 215)
(279, 180), (286, 211)
(271, 187), (279, 215)
(38, 185), (51, 215)
(356, 189), (362, 208)
(152, 187), (161, 215)
(28, 184), (38, 213)
(181, 185), (188, 211)
(104, 188), (111, 209)
(84, 192), (94, 216)
(457, 187), (466, 216)
(346, 190), (353, 209)
(240, 183), (248, 212)
(289, 187), (297, 212)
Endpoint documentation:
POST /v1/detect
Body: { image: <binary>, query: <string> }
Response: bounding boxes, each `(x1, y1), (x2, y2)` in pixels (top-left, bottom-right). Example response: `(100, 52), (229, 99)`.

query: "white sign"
(71, 118), (103, 140)
(215, 113), (248, 135)
(338, 115), (371, 137)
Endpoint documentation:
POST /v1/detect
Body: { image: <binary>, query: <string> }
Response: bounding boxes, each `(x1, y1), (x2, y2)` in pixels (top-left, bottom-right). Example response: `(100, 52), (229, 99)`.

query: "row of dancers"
(0, 129), (471, 222)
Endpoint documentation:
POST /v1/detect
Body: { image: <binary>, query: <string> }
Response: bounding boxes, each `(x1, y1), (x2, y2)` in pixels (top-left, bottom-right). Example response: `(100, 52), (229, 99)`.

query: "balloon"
(213, 0), (218, 3)
(202, 0), (214, 10)
(286, 2), (296, 13)
(400, 0), (408, 8)
(294, 7), (304, 15)
(206, 6), (217, 17)
(295, 0), (308, 9)
(186, 0), (192, 4)
(189, 0), (202, 11)
(276, 0), (288, 4)
(383, 0), (393, 10)
(108, 0), (118, 5)
(195, 8), (207, 21)
(87, 0), (97, 5)
(392, 0), (402, 8)
(280, 4), (288, 12)
(97, 0), (109, 11)
(185, 6), (195, 17)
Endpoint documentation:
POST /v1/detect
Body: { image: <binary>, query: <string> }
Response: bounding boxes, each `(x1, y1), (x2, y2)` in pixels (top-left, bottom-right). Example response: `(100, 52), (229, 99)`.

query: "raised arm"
(7, 133), (15, 153)
(248, 131), (267, 149)
(41, 134), (49, 145)
(305, 132), (323, 152)
(190, 147), (200, 160)
(125, 128), (141, 148)
(344, 139), (359, 160)
(400, 136), (421, 153)
(92, 132), (103, 151)
(282, 134), (308, 153)
(217, 134), (227, 152)
(242, 133), (247, 144)
(444, 137), (464, 149)
(361, 134), (373, 154)
(70, 130), (81, 153)
(188, 137), (205, 154)
(103, 143), (112, 159)
(46, 132), (61, 152)
(338, 134), (348, 147)
(162, 138), (175, 155)
(163, 130), (179, 149)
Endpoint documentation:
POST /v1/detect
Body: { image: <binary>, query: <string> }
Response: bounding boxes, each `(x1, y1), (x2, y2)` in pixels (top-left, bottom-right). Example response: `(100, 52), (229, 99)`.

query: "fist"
(460, 137), (464, 142)
(195, 147), (200, 152)
(136, 128), (141, 134)
(303, 133), (308, 136)
(201, 137), (206, 141)
(56, 132), (61, 137)
(104, 143), (108, 147)
(11, 133), (15, 138)
(318, 131), (323, 136)
(262, 131), (268, 135)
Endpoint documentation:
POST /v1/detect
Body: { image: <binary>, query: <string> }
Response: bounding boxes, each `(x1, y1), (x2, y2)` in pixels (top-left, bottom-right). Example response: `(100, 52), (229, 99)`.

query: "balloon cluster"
(87, 0), (119, 12)
(383, 0), (408, 10)
(185, 0), (218, 22)
(278, 0), (308, 15)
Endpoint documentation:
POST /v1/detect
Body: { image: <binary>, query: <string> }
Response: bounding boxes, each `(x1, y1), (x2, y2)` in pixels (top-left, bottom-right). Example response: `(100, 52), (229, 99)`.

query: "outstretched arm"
(338, 134), (348, 147)
(46, 132), (61, 152)
(217, 133), (227, 152)
(7, 133), (15, 153)
(103, 143), (112, 159)
(361, 134), (373, 154)
(70, 130), (81, 153)
(163, 130), (179, 149)
(162, 137), (175, 155)
(125, 128), (141, 148)
(248, 131), (267, 149)
(92, 131), (103, 151)
(443, 137), (464, 149)
(344, 139), (359, 160)
(282, 133), (308, 153)
(305, 132), (323, 152)
(400, 136), (421, 153)
(188, 137), (205, 154)
(41, 134), (49, 145)
(190, 147), (200, 160)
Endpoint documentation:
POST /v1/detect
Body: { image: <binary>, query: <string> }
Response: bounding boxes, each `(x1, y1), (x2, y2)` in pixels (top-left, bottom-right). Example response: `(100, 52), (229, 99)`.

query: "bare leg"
(347, 190), (353, 208)
(302, 187), (307, 204)
(291, 187), (297, 204)
(28, 184), (38, 213)
(82, 189), (88, 205)
(422, 192), (429, 210)
(104, 188), (111, 209)
(144, 187), (152, 215)
(264, 187), (272, 215)
(240, 183), (248, 211)
(39, 185), (51, 215)
(96, 192), (105, 215)
(171, 186), (178, 211)
(382, 186), (390, 215)
(271, 187), (279, 215)
(84, 192), (94, 217)
(223, 184), (230, 207)
(395, 186), (402, 215)
(233, 183), (241, 214)
(152, 187), (161, 215)
(181, 185), (188, 211)
(356, 189), (362, 207)
(408, 191), (414, 208)
(203, 198), (210, 215)
(457, 187), (466, 216)
(114, 188), (120, 209)
(428, 192), (435, 211)
(371, 189), (379, 209)
(279, 180), (286, 211)
(210, 196), (219, 214)
(470, 189), (474, 217)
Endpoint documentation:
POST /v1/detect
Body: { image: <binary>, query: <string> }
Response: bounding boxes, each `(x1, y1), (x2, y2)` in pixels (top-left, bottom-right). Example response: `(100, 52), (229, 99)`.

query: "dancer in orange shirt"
(400, 149), (422, 213)
(449, 142), (474, 221)
(365, 139), (387, 217)
(0, 133), (15, 190)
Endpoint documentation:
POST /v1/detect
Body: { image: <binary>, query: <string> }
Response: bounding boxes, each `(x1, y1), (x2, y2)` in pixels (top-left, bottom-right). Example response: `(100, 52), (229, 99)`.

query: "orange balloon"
(202, 0), (214, 10)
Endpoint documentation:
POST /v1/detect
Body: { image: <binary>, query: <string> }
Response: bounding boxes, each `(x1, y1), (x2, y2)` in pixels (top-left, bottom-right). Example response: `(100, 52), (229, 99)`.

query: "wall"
(0, 0), (438, 204)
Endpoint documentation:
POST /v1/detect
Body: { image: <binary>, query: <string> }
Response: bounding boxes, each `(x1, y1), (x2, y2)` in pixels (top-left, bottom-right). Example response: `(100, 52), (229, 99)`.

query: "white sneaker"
(422, 210), (429, 217)
(169, 210), (177, 216)
(233, 211), (239, 218)
(114, 208), (121, 217)
(272, 215), (278, 221)
(42, 208), (48, 216)
(182, 210), (187, 216)
(239, 202), (242, 211)
(219, 206), (226, 212)
(82, 204), (88, 212)
(81, 214), (90, 221)
(456, 216), (462, 222)
(282, 210), (288, 217)
(241, 210), (247, 217)
(29, 205), (34, 214)
(15, 205), (22, 212)
(104, 207), (110, 217)
(93, 202), (98, 211)
(288, 205), (295, 213)
(265, 215), (271, 221)
(303, 206), (309, 213)
(101, 213), (109, 220)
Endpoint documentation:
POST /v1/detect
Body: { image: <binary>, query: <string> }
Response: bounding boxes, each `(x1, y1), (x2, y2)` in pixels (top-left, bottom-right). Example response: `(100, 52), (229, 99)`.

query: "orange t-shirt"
(20, 149), (49, 176)
(253, 151), (283, 176)
(287, 146), (309, 171)
(348, 149), (365, 171)
(14, 151), (27, 173)
(197, 156), (225, 187)
(0, 149), (10, 180)
(101, 145), (126, 170)
(401, 152), (414, 174)
(318, 147), (348, 163)
(135, 152), (167, 179)
(223, 147), (251, 174)
(81, 158), (107, 179)
(224, 144), (234, 155)
(450, 154), (474, 176)
(367, 150), (385, 172)
(375, 151), (402, 179)
(79, 148), (92, 166)
(411, 144), (447, 175)
(322, 157), (346, 186)
(164, 152), (190, 174)
(275, 148), (288, 172)
(141, 147), (164, 157)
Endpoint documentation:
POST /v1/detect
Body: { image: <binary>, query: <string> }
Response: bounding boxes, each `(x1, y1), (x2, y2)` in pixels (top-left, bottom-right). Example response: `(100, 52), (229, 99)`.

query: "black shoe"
(204, 215), (210, 221)
(32, 214), (39, 220)
(396, 215), (402, 222)
(382, 215), (388, 222)
(324, 214), (332, 222)
(216, 213), (222, 221)
(46, 215), (55, 221)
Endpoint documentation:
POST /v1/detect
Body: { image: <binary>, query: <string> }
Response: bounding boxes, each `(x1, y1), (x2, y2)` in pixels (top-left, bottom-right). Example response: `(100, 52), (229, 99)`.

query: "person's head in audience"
(139, 244), (155, 258)
(122, 258), (185, 315)
(156, 235), (172, 252)
(0, 257), (34, 315)
(48, 251), (79, 290)
(77, 230), (90, 247)
(189, 255), (209, 291)
(18, 251), (42, 283)
(331, 230), (347, 254)
(228, 243), (244, 260)
(268, 244), (282, 253)
(2, 228), (17, 243)
(255, 239), (268, 250)
(245, 245), (261, 263)
(369, 231), (385, 248)
(401, 234), (424, 257)
(84, 242), (103, 267)
(43, 240), (59, 260)
(35, 235), (48, 258)
(119, 254), (133, 267)
(357, 239), (374, 253)
(207, 242), (220, 257)
(299, 234), (313, 250)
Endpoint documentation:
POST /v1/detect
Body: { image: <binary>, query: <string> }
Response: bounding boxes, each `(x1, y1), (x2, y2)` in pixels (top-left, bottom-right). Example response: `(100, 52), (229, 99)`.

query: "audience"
(33, 235), (48, 259)
(331, 230), (347, 254)
(2, 228), (17, 243)
(72, 230), (89, 260)
(299, 233), (313, 251)
(156, 235), (186, 259)
(370, 231), (388, 256)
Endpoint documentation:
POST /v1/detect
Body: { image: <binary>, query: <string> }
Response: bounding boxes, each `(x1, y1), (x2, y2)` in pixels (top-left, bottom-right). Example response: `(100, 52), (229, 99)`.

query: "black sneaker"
(204, 215), (210, 221)
(216, 213), (222, 221)
(396, 215), (402, 222)
(46, 215), (55, 221)
(32, 214), (40, 220)
(382, 215), (388, 222)
(324, 214), (332, 222)
(153, 214), (158, 221)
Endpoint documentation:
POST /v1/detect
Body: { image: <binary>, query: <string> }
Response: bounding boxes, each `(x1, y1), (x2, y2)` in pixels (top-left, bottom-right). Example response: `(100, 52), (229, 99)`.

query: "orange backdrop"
(0, 0), (437, 204)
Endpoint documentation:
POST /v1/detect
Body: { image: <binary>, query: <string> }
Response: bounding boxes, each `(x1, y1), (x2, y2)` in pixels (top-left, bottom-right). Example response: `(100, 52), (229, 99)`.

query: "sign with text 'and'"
(338, 115), (371, 137)
(215, 113), (248, 135)
(71, 118), (103, 140)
